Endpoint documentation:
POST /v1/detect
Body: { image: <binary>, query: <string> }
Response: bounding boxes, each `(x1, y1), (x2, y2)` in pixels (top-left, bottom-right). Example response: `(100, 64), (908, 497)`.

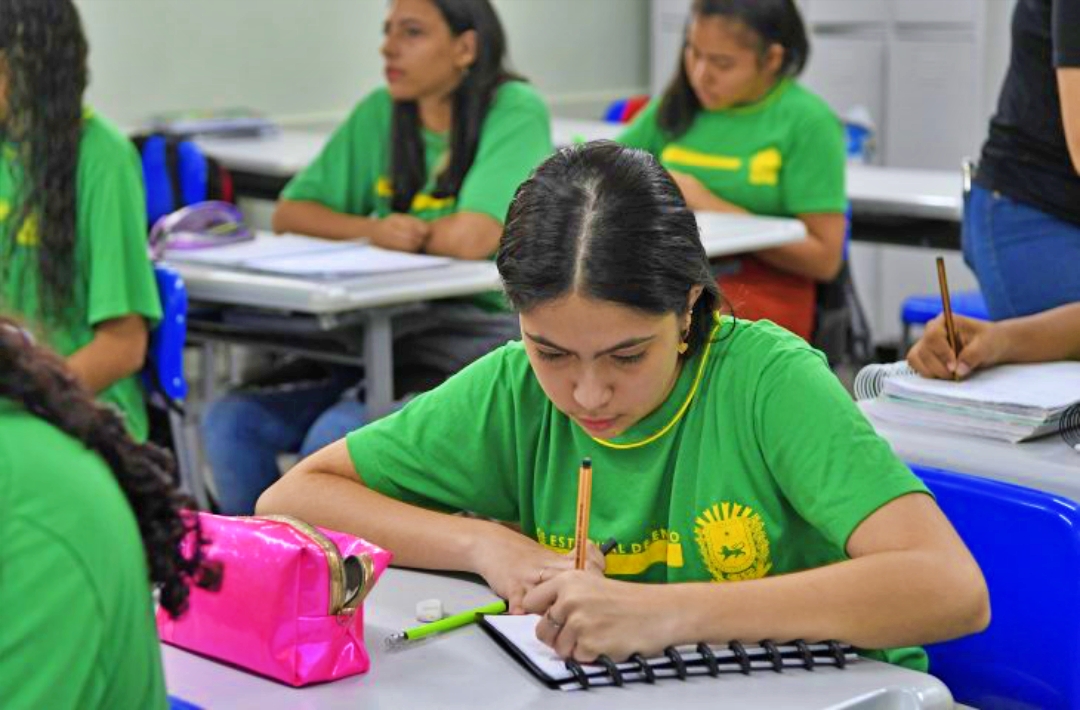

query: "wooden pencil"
(935, 256), (961, 381)
(573, 458), (593, 570)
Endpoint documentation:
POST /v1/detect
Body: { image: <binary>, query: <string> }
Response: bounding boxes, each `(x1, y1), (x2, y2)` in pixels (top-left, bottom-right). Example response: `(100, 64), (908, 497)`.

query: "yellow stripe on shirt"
(375, 176), (456, 213)
(661, 145), (742, 172)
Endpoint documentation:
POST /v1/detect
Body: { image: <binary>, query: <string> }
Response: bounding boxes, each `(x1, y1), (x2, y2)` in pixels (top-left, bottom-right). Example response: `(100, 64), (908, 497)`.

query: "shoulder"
(337, 87), (393, 132)
(778, 82), (841, 131)
(707, 317), (829, 384)
(488, 81), (550, 122)
(79, 110), (140, 175)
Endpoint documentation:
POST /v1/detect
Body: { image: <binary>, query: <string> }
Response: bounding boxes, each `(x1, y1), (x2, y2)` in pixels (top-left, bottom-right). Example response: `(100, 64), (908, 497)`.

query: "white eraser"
(416, 598), (444, 623)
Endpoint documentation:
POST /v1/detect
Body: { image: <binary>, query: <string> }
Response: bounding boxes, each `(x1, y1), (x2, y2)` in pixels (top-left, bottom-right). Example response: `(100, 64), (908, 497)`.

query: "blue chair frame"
(914, 465), (1080, 710)
(143, 265), (210, 509)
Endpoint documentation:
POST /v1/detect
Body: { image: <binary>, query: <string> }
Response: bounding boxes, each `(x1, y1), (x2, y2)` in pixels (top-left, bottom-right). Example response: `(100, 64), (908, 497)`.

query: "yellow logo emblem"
(694, 501), (772, 581)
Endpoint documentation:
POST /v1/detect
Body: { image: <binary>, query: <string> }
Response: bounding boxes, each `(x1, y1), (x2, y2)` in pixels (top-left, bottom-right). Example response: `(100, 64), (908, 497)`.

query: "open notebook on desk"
(480, 614), (857, 691)
(165, 232), (450, 278)
(856, 361), (1080, 443)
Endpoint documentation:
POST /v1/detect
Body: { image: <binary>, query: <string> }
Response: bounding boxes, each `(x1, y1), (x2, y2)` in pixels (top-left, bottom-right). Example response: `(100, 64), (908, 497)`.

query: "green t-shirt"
(282, 81), (553, 312)
(0, 110), (162, 442)
(347, 317), (929, 670)
(0, 399), (167, 709)
(617, 79), (846, 217)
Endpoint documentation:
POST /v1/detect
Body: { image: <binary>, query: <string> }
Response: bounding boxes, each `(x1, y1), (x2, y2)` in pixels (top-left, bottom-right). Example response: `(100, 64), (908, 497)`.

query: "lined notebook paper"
(480, 614), (857, 691)
(166, 233), (450, 277)
(856, 361), (1080, 443)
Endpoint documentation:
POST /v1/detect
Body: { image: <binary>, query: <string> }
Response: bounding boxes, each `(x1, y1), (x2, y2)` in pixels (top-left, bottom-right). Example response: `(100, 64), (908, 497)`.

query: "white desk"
(861, 400), (1080, 502)
(163, 568), (953, 709)
(846, 165), (963, 223)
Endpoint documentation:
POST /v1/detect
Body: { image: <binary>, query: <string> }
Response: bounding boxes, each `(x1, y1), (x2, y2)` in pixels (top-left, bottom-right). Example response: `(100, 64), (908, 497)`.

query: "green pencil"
(385, 599), (508, 649)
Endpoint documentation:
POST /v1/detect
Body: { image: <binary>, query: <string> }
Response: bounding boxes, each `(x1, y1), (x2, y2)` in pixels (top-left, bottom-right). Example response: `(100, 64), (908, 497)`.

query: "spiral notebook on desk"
(855, 361), (1080, 443)
(479, 614), (857, 691)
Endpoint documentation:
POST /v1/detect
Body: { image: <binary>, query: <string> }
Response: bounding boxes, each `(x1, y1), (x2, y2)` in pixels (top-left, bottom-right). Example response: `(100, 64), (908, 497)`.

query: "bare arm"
(424, 212), (503, 260)
(752, 212), (846, 282)
(66, 314), (148, 394)
(908, 303), (1080, 379)
(256, 441), (604, 612)
(1057, 68), (1080, 174)
(272, 199), (381, 241)
(527, 493), (989, 660)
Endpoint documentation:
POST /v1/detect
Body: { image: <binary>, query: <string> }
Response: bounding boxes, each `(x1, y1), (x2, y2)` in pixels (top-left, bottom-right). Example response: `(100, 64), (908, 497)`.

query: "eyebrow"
(524, 332), (656, 357)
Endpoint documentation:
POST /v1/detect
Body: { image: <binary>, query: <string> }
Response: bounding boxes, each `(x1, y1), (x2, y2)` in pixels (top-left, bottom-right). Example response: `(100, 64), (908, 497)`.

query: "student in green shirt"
(202, 0), (552, 515)
(0, 319), (219, 708)
(259, 143), (989, 669)
(618, 0), (846, 342)
(0, 0), (161, 442)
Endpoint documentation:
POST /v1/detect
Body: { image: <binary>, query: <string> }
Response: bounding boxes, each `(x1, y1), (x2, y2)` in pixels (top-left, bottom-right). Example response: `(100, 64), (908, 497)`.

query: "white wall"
(75, 0), (650, 128)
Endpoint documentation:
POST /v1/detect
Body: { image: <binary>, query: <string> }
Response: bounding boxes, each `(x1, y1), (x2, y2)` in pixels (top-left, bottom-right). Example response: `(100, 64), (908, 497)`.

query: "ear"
(684, 285), (705, 329)
(762, 43), (785, 76)
(454, 29), (478, 71)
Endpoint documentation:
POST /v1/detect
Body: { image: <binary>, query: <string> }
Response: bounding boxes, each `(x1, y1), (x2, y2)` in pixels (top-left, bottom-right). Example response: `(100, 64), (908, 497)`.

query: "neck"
(741, 75), (782, 107)
(418, 93), (454, 133)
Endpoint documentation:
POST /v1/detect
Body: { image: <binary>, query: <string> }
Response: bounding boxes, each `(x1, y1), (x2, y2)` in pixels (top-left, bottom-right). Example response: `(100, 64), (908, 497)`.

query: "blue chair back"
(914, 465), (1080, 710)
(901, 290), (989, 326)
(143, 265), (188, 402)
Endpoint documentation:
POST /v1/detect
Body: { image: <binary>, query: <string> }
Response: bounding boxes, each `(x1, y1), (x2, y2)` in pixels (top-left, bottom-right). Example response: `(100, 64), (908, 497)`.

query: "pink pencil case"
(157, 513), (391, 686)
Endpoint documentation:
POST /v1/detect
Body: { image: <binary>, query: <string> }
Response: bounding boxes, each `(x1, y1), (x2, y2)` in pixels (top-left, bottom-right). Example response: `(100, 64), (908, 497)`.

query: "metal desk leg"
(364, 313), (396, 420)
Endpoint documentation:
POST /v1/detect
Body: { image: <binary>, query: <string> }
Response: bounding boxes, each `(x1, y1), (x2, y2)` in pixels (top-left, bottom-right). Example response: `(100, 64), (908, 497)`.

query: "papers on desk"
(165, 233), (451, 278)
(856, 361), (1080, 443)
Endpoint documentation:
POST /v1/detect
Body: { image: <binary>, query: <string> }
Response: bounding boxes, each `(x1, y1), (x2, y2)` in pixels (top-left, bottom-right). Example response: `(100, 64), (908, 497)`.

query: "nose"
(573, 365), (613, 413)
(380, 31), (396, 59)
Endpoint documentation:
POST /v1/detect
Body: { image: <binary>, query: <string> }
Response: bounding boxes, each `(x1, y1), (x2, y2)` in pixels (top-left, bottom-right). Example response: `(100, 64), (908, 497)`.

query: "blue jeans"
(201, 367), (366, 515)
(963, 184), (1080, 320)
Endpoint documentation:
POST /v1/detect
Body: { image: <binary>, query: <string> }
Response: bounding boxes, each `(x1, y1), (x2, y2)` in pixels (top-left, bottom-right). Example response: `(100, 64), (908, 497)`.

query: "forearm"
(754, 231), (842, 282)
(663, 550), (987, 649)
(255, 470), (497, 573)
(66, 318), (147, 394)
(995, 303), (1080, 363)
(272, 200), (379, 241)
(1058, 68), (1080, 174)
(424, 213), (501, 260)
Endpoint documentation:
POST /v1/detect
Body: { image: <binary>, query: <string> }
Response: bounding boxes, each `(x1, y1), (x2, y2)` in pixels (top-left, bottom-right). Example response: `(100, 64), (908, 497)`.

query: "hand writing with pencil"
(470, 525), (607, 615)
(907, 314), (1004, 380)
(524, 573), (675, 662)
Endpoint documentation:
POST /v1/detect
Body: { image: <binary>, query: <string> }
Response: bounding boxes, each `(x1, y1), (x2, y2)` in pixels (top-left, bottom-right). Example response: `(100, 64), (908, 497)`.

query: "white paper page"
(166, 233), (348, 266)
(885, 362), (1080, 412)
(246, 244), (451, 277)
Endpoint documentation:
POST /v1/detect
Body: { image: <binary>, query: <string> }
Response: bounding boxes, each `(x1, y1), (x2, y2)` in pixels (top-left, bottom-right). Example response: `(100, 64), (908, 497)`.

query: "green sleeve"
(346, 346), (524, 520)
(82, 141), (161, 327)
(615, 98), (667, 156)
(0, 517), (106, 708)
(752, 339), (929, 551)
(280, 91), (387, 215)
(780, 106), (847, 215)
(456, 83), (553, 224)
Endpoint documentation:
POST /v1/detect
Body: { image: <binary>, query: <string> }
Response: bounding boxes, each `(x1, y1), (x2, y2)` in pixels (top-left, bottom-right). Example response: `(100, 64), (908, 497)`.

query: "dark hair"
(389, 0), (522, 213)
(658, 0), (810, 138)
(0, 318), (220, 618)
(497, 141), (721, 356)
(0, 0), (88, 326)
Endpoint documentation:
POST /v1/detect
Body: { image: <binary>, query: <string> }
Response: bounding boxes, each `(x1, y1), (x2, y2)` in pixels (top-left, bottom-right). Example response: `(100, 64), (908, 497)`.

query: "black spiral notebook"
(479, 614), (859, 691)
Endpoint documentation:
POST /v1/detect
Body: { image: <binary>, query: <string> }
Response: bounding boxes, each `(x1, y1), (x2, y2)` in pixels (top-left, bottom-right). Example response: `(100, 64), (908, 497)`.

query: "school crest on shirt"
(694, 501), (772, 581)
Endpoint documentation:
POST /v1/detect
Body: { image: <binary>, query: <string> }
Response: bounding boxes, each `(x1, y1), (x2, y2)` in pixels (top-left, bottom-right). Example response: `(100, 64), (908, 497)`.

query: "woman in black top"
(967, 0), (1080, 319)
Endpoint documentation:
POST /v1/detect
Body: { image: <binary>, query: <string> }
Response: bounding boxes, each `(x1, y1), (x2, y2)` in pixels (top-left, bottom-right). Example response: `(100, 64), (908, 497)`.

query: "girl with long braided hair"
(0, 0), (161, 442)
(0, 318), (218, 707)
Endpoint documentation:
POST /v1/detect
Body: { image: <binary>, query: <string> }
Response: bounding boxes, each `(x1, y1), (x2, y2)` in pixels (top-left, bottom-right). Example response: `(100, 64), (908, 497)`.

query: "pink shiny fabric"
(157, 513), (392, 687)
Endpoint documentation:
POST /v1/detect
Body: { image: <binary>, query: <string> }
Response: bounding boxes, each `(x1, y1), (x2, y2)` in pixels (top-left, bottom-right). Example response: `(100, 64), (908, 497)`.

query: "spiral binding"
(561, 639), (855, 689)
(1061, 403), (1080, 452)
(853, 361), (916, 401)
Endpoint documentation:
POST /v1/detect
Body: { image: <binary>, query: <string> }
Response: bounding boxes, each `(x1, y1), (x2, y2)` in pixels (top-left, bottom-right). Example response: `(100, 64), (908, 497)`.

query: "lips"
(577, 417), (618, 435)
(385, 67), (403, 82)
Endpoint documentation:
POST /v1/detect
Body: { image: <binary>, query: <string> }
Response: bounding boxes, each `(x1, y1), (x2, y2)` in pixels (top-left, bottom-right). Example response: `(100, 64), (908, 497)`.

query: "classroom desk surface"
(846, 165), (963, 223)
(861, 400), (1080, 502)
(163, 568), (954, 710)
(168, 215), (804, 317)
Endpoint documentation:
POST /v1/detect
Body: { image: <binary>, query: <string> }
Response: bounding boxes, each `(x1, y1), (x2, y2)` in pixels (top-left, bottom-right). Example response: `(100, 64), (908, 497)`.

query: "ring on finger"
(545, 610), (563, 629)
